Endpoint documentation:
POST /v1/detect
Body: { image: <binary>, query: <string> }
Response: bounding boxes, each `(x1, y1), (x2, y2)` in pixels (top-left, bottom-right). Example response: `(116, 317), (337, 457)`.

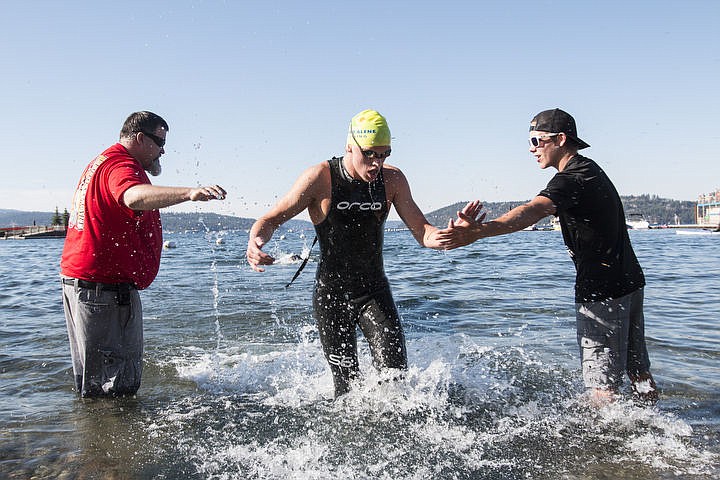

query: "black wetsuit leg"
(313, 288), (360, 397)
(313, 285), (407, 397)
(355, 288), (407, 372)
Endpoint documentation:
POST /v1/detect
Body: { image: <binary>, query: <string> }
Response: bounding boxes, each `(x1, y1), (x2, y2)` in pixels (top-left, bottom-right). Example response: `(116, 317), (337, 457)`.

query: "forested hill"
(424, 195), (696, 227)
(159, 212), (255, 232)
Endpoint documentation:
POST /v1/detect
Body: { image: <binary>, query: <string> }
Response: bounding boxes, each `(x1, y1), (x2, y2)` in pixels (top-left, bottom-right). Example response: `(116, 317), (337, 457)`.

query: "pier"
(0, 225), (67, 239)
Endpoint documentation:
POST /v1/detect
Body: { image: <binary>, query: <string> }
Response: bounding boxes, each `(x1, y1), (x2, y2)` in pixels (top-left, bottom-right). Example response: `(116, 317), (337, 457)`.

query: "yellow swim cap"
(347, 109), (391, 147)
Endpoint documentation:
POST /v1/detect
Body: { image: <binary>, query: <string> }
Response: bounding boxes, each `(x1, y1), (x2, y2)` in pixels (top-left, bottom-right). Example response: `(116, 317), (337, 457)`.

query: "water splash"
(198, 216), (224, 353)
(161, 332), (719, 479)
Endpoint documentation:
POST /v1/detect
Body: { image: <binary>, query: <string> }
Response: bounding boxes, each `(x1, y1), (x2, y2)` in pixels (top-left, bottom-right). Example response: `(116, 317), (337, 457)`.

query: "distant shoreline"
(0, 194), (702, 231)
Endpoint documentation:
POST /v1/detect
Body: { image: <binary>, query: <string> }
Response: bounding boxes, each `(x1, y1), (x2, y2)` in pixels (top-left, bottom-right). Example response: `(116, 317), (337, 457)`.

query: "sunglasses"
(350, 128), (391, 160)
(528, 133), (559, 147)
(361, 148), (392, 160)
(138, 131), (166, 148)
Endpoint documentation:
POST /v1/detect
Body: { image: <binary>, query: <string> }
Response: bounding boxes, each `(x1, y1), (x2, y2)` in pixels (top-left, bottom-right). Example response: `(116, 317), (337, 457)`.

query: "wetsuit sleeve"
(538, 172), (581, 214)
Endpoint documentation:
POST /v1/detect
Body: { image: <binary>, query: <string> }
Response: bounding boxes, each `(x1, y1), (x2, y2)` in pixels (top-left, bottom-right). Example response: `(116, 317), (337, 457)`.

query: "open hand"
(455, 200), (485, 226)
(434, 200), (485, 250)
(189, 185), (227, 201)
(246, 236), (275, 272)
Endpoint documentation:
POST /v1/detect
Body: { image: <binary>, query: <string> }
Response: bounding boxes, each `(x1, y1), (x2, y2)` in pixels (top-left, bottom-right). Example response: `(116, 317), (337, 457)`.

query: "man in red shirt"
(60, 111), (226, 398)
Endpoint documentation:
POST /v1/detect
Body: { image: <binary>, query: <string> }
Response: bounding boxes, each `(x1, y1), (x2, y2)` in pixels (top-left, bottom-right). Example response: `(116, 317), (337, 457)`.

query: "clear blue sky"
(1, 1), (718, 220)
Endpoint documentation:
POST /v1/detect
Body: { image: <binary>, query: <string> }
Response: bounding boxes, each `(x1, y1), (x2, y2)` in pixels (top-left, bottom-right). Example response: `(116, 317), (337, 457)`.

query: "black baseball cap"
(529, 108), (590, 149)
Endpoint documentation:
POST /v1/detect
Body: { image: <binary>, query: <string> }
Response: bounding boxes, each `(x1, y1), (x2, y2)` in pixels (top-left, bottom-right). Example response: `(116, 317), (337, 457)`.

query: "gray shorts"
(61, 279), (143, 397)
(576, 288), (651, 390)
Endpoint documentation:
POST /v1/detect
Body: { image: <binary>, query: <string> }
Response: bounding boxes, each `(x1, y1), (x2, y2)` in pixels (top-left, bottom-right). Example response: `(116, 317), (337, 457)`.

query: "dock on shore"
(649, 224), (718, 230)
(0, 225), (67, 239)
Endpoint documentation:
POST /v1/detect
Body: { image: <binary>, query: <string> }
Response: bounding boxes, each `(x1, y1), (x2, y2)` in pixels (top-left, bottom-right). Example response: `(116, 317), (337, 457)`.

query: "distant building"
(696, 189), (720, 226)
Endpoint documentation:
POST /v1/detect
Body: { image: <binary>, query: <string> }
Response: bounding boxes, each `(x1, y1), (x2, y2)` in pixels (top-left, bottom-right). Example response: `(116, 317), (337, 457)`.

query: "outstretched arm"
(123, 184), (226, 211)
(246, 164), (326, 272)
(437, 195), (556, 249)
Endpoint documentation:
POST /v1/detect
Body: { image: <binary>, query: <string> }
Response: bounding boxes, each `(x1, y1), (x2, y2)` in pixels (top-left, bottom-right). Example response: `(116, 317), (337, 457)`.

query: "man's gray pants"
(61, 280), (143, 397)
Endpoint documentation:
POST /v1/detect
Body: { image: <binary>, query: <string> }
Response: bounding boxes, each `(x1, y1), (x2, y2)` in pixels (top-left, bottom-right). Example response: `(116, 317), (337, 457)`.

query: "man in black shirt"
(438, 108), (657, 405)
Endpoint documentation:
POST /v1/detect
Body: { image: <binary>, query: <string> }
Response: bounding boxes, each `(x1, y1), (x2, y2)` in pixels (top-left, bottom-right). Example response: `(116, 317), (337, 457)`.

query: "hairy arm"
(123, 184), (226, 211)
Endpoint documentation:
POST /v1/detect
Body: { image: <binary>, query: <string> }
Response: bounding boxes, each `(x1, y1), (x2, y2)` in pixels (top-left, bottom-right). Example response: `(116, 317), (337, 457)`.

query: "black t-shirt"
(538, 154), (645, 302)
(313, 157), (390, 296)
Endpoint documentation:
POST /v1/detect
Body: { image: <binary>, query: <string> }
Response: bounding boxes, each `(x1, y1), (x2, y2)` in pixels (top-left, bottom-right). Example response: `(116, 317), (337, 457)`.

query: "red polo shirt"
(60, 143), (163, 290)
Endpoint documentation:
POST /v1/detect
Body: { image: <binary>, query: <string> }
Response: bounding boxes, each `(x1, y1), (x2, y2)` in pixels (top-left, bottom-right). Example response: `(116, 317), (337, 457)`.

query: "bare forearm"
(123, 184), (225, 211)
(249, 216), (281, 245)
(124, 185), (192, 210)
(420, 224), (445, 249)
(476, 204), (548, 238)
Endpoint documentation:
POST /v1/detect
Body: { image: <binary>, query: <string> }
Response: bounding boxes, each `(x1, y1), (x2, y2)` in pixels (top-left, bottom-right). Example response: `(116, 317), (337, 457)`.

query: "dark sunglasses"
(528, 133), (559, 147)
(138, 131), (166, 148)
(361, 148), (392, 160)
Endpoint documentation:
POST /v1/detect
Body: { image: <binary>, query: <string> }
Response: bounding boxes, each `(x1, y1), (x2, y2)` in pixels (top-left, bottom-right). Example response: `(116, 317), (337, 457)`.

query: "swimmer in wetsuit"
(312, 156), (403, 395)
(246, 109), (479, 397)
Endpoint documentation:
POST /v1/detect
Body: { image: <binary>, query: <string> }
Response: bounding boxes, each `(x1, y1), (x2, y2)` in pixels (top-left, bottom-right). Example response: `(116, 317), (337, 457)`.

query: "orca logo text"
(337, 201), (383, 211)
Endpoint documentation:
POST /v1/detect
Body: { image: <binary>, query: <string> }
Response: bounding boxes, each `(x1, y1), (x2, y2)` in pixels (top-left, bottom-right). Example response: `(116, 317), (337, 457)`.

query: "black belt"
(62, 278), (135, 291)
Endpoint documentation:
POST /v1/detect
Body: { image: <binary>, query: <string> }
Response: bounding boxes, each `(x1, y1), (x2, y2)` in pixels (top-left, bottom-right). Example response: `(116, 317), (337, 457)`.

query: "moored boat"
(626, 213), (650, 229)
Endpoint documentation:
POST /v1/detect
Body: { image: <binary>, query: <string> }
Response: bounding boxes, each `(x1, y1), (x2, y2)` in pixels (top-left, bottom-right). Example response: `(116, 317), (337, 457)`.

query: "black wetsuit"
(312, 157), (407, 396)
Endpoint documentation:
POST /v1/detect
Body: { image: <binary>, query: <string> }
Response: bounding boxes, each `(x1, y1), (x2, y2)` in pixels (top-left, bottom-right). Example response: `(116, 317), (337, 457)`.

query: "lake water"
(1, 226), (718, 479)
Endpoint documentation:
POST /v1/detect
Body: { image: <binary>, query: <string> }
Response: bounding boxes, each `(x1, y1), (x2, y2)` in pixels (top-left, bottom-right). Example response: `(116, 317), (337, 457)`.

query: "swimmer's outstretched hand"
(246, 236), (275, 272)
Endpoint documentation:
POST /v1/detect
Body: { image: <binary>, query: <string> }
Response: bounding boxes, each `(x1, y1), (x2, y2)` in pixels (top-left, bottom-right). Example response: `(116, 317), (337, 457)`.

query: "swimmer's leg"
(313, 290), (360, 397)
(358, 288), (407, 373)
